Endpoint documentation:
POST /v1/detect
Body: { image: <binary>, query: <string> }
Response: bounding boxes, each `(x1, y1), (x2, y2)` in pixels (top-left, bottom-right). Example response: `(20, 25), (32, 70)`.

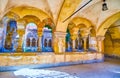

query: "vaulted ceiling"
(0, 0), (120, 36)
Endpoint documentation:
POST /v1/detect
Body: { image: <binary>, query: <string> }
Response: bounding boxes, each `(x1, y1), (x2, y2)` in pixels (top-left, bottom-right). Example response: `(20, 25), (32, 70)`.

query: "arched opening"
(75, 30), (85, 52)
(3, 19), (18, 52)
(65, 28), (85, 52)
(42, 25), (53, 52)
(23, 22), (38, 52)
(104, 19), (120, 57)
(97, 12), (120, 57)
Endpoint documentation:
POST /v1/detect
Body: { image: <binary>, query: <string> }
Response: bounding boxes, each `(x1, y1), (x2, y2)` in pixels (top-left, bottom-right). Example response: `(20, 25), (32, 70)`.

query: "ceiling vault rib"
(62, 0), (92, 23)
(104, 25), (120, 29)
(56, 0), (65, 24)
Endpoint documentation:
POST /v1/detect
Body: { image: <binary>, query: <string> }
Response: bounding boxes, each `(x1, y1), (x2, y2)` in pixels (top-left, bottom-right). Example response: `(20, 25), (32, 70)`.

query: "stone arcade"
(0, 0), (120, 71)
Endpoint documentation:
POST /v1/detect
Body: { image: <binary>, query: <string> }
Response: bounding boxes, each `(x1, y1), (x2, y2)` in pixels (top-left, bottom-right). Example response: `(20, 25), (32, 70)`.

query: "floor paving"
(0, 58), (120, 78)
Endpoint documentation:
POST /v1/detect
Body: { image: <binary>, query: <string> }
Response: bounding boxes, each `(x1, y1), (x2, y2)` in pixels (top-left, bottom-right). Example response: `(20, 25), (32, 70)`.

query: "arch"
(4, 19), (17, 51)
(3, 11), (20, 20)
(42, 25), (53, 52)
(23, 15), (41, 26)
(8, 6), (51, 21)
(67, 17), (92, 38)
(23, 22), (38, 52)
(97, 12), (120, 36)
(42, 18), (55, 29)
(90, 26), (96, 37)
(26, 22), (38, 32)
(71, 17), (92, 28)
(68, 22), (76, 30)
(77, 24), (87, 29)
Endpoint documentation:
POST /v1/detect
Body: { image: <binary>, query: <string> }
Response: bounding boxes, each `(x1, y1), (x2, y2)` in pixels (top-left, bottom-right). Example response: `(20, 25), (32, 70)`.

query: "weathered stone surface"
(0, 52), (103, 66)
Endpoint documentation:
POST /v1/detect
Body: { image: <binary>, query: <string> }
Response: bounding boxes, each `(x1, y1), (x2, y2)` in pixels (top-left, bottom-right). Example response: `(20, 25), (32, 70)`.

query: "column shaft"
(83, 37), (88, 51)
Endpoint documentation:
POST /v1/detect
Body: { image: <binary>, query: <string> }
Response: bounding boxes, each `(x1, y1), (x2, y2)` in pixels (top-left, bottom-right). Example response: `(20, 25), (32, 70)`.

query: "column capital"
(54, 31), (66, 38)
(80, 28), (91, 37)
(96, 36), (105, 41)
(70, 34), (78, 40)
(53, 32), (66, 53)
(82, 36), (88, 40)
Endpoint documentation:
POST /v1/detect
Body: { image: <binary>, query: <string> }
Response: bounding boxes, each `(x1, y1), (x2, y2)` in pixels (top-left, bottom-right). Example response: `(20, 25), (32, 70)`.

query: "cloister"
(0, 0), (120, 72)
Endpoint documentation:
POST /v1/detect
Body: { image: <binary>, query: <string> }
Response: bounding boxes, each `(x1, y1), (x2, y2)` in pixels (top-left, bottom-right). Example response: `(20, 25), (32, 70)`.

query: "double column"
(53, 32), (66, 53)
(80, 28), (91, 52)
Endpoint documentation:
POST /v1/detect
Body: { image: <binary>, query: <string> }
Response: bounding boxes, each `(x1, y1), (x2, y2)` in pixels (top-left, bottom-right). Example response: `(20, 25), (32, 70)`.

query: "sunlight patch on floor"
(14, 68), (78, 78)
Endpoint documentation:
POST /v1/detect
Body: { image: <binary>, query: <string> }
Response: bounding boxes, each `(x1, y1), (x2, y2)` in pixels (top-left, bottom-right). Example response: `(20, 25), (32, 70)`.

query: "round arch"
(97, 12), (120, 36)
(90, 26), (96, 37)
(71, 17), (92, 28)
(26, 22), (38, 32)
(23, 15), (41, 26)
(2, 11), (20, 24)
(42, 18), (55, 30)
(7, 6), (51, 22)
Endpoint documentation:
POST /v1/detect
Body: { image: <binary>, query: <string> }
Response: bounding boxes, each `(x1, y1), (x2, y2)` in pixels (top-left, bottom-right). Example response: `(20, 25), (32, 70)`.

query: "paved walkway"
(0, 58), (120, 78)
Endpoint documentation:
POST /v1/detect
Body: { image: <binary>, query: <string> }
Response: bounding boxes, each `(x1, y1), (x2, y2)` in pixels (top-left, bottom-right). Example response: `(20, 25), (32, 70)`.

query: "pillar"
(53, 32), (66, 53)
(16, 34), (23, 52)
(30, 37), (32, 47)
(38, 36), (42, 52)
(72, 39), (76, 51)
(68, 41), (70, 50)
(47, 38), (49, 47)
(35, 39), (37, 47)
(80, 28), (91, 52)
(96, 36), (105, 52)
(70, 35), (77, 52)
(79, 38), (83, 49)
(82, 36), (88, 51)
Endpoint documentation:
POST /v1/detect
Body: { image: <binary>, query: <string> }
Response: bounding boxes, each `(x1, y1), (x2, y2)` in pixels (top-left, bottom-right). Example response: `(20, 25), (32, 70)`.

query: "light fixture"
(102, 0), (108, 11)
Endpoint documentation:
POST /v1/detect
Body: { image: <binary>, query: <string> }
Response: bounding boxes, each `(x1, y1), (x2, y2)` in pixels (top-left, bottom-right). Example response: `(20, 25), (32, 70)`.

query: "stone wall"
(104, 33), (120, 58)
(0, 52), (103, 66)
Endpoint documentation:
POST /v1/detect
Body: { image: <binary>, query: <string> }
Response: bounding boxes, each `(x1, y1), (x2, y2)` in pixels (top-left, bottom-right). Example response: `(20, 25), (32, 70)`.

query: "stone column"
(16, 29), (25, 52)
(72, 39), (76, 51)
(53, 32), (66, 53)
(68, 41), (70, 50)
(16, 34), (23, 52)
(36, 39), (37, 47)
(96, 36), (105, 52)
(70, 35), (77, 52)
(80, 28), (91, 52)
(30, 37), (32, 47)
(79, 38), (83, 49)
(47, 39), (49, 47)
(82, 36), (88, 51)
(38, 36), (42, 52)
